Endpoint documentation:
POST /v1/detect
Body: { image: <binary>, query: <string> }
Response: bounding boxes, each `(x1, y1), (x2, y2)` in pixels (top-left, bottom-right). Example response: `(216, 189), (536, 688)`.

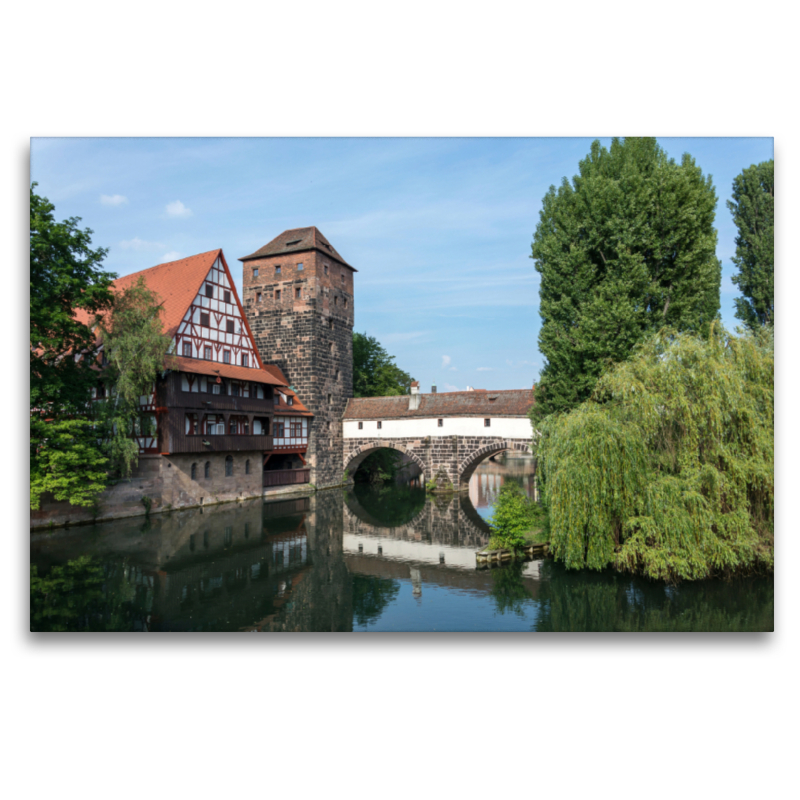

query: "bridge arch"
(458, 439), (532, 486)
(344, 441), (426, 483)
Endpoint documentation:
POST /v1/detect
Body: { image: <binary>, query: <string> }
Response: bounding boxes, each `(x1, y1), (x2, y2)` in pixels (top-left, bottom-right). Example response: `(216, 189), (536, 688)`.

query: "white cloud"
(160, 251), (182, 263)
(441, 355), (451, 368)
(442, 383), (460, 392)
(165, 200), (192, 218)
(120, 237), (165, 251)
(449, 367), (457, 371)
(476, 367), (494, 371)
(100, 194), (128, 206)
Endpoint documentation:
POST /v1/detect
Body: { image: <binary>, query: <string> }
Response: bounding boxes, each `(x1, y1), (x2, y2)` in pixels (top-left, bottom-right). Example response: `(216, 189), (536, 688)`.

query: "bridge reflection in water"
(30, 454), (772, 631)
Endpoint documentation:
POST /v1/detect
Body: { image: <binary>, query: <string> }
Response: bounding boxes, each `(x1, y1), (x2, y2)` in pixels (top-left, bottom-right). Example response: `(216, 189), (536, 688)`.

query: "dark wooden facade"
(155, 371), (276, 455)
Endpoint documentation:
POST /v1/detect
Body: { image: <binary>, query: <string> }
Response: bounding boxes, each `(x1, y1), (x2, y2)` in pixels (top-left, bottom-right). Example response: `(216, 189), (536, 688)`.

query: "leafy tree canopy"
(530, 137), (721, 422)
(95, 276), (172, 478)
(536, 325), (773, 582)
(352, 332), (414, 397)
(30, 183), (116, 412)
(727, 159), (774, 330)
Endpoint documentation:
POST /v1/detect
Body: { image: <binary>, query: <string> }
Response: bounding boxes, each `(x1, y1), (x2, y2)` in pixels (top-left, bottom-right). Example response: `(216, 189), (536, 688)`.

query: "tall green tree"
(95, 277), (171, 478)
(30, 183), (115, 412)
(30, 184), (116, 510)
(727, 159), (774, 330)
(352, 332), (414, 397)
(530, 138), (721, 422)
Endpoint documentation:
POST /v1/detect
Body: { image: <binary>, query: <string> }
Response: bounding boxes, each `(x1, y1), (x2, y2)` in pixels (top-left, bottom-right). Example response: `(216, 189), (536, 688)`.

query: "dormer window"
(287, 396), (293, 406)
(286, 240), (301, 247)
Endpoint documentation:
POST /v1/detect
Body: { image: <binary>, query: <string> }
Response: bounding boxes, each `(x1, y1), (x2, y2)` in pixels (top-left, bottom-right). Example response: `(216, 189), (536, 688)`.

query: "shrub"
(487, 483), (540, 552)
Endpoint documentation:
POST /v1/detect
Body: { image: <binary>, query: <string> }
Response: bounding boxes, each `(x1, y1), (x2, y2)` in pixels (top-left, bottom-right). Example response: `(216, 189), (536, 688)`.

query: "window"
(297, 262), (304, 271)
(185, 413), (199, 434)
(329, 318), (334, 329)
(275, 290), (281, 300)
(223, 350), (231, 364)
(275, 266), (281, 275)
(225, 455), (233, 477)
(275, 421), (284, 438)
(226, 319), (234, 333)
(241, 353), (249, 367)
(182, 341), (192, 357)
(229, 418), (237, 435)
(330, 342), (334, 353)
(231, 382), (240, 397)
(256, 292), (262, 303)
(290, 421), (302, 437)
(245, 459), (250, 475)
(438, 419), (443, 427)
(344, 298), (348, 308)
(328, 393), (332, 405)
(341, 273), (345, 284)
(358, 421), (363, 430)
(287, 396), (293, 406)
(295, 287), (301, 299)
(205, 284), (213, 298)
(224, 290), (231, 304)
(204, 345), (212, 360)
(377, 421), (382, 429)
(253, 268), (259, 278)
(484, 419), (491, 427)
(336, 370), (340, 381)
(324, 264), (328, 275)
(275, 394), (280, 406)
(204, 461), (211, 479)
(334, 296), (338, 306)
(200, 312), (210, 327)
(191, 463), (197, 480)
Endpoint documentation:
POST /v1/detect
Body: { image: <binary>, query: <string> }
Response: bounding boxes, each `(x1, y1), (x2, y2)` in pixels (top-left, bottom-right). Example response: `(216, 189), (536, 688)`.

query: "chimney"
(409, 381), (421, 410)
(431, 384), (437, 394)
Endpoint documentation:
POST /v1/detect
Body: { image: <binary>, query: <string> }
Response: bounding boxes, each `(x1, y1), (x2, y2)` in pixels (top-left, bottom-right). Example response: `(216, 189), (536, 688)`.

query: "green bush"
(487, 483), (541, 552)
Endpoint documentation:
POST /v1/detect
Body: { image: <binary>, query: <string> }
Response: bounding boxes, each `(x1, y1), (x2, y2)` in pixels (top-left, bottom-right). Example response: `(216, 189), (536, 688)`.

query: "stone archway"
(457, 439), (532, 486)
(344, 441), (426, 484)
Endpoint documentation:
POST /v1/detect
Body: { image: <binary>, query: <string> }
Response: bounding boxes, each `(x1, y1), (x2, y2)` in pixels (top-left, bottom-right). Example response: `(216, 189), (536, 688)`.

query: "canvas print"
(29, 137), (774, 632)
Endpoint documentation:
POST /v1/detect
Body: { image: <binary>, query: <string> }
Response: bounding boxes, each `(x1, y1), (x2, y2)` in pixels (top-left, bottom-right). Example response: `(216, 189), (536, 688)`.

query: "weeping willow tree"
(536, 325), (773, 582)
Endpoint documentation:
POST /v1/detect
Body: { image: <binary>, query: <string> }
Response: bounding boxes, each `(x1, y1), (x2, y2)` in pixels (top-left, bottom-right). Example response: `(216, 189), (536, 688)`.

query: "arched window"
(204, 461), (210, 479)
(191, 462), (197, 480)
(225, 455), (233, 477)
(245, 459), (250, 475)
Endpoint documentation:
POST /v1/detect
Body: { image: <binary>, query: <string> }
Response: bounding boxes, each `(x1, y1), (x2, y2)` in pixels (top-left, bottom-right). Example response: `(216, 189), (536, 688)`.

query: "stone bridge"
(342, 386), (535, 490)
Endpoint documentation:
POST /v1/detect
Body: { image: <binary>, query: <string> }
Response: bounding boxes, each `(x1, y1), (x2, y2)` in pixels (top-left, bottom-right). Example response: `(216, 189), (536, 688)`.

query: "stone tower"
(240, 227), (355, 489)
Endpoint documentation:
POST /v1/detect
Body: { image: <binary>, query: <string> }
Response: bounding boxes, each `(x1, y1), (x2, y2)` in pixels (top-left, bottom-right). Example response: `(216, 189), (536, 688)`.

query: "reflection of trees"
(534, 561), (774, 632)
(490, 560), (532, 617)
(351, 574), (400, 627)
(30, 556), (152, 632)
(348, 483), (426, 528)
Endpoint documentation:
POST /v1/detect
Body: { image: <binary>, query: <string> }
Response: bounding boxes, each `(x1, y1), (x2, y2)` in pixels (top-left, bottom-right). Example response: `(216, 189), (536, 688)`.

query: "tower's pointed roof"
(239, 226), (356, 271)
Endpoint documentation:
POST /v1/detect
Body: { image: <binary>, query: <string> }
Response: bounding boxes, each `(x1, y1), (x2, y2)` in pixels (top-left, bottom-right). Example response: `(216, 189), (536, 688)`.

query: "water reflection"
(30, 457), (773, 632)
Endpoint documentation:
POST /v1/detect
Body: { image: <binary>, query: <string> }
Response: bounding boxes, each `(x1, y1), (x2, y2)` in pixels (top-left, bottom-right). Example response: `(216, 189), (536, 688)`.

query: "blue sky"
(31, 136), (773, 392)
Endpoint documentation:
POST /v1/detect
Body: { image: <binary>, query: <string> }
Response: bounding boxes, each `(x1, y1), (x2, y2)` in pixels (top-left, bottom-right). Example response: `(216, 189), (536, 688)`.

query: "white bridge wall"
(343, 416), (533, 440)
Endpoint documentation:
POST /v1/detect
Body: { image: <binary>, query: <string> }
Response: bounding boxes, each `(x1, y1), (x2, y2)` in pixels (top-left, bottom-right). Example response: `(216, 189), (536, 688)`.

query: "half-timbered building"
(83, 249), (313, 504)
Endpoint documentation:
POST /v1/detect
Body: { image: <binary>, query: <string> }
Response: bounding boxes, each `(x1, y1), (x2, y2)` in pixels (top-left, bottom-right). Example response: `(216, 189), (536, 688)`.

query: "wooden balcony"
(166, 432), (273, 454)
(263, 468), (311, 488)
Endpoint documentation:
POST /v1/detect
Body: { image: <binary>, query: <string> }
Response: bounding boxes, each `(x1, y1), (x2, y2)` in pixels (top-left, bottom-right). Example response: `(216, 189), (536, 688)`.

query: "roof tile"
(239, 227), (356, 271)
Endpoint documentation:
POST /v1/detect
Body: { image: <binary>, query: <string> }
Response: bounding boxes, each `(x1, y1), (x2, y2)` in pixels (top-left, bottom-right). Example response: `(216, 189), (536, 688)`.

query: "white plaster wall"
(343, 416), (533, 440)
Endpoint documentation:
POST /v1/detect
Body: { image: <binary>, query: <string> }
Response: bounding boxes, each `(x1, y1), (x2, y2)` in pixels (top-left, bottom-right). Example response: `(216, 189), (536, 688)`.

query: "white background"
(5, 2), (796, 799)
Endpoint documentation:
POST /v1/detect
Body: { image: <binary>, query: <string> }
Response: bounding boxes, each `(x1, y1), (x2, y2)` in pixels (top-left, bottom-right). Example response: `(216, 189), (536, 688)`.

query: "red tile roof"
(343, 389), (534, 420)
(239, 226), (356, 271)
(164, 355), (286, 386)
(76, 250), (222, 338)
